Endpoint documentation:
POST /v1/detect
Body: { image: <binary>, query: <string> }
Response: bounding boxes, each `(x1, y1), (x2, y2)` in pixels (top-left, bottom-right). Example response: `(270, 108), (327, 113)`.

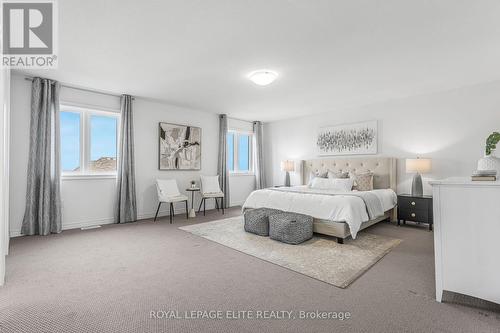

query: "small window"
(60, 105), (120, 176)
(89, 115), (118, 173)
(237, 134), (250, 172)
(60, 111), (81, 172)
(227, 130), (253, 174)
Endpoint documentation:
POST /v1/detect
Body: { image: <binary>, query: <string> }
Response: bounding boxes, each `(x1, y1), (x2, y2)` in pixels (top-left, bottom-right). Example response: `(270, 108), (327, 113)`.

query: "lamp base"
(284, 171), (290, 187)
(411, 173), (423, 196)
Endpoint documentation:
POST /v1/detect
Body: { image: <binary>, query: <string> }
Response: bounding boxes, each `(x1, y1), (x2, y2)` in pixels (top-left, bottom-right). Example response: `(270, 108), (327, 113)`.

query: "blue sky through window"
(90, 115), (117, 161)
(238, 134), (250, 171)
(60, 111), (80, 171)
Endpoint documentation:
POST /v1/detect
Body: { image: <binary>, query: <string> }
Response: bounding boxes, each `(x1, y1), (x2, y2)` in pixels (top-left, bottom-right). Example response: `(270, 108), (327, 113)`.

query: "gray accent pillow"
(327, 170), (349, 179)
(350, 172), (374, 191)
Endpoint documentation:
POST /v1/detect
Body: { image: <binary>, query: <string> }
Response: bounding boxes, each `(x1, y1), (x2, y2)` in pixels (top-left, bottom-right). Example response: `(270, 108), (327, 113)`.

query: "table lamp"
(281, 160), (295, 187)
(406, 158), (432, 196)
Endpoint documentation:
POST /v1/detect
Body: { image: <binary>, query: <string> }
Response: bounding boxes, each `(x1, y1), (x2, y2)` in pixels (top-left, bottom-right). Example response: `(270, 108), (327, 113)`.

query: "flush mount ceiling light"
(248, 70), (278, 86)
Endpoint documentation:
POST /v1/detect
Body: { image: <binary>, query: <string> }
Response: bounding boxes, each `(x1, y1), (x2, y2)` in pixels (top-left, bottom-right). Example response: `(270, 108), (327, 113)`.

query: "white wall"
(0, 68), (11, 285)
(264, 81), (500, 195)
(9, 74), (255, 236)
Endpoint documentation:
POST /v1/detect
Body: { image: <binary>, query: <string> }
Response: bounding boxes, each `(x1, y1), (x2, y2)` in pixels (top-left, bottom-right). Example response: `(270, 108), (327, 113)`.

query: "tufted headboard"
(302, 157), (397, 191)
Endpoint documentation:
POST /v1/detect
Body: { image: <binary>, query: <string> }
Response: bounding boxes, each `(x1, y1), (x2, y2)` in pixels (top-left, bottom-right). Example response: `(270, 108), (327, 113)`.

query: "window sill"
(229, 172), (255, 177)
(61, 174), (117, 181)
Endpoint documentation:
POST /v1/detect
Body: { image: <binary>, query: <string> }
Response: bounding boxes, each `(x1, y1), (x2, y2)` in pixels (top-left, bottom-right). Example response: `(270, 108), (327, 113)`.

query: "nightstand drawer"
(399, 209), (429, 223)
(398, 196), (430, 211)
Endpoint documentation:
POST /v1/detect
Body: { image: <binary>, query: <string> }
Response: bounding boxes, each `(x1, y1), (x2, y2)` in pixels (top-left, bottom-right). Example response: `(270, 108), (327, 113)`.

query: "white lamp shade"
(281, 160), (295, 172)
(406, 158), (432, 174)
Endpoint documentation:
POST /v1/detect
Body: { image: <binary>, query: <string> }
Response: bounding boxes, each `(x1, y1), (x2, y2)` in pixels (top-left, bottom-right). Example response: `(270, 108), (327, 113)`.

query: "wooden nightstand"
(397, 194), (433, 231)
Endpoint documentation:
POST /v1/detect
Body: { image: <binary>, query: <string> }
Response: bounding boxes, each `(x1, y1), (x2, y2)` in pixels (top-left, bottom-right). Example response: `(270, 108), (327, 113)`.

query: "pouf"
(269, 212), (313, 244)
(244, 208), (283, 236)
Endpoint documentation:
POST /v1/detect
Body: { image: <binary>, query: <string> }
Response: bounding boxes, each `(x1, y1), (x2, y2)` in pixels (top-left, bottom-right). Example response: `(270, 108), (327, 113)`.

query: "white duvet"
(242, 186), (397, 239)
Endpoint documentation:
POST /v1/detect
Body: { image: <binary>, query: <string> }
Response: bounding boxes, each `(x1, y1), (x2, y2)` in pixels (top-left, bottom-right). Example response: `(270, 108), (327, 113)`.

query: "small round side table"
(185, 187), (200, 218)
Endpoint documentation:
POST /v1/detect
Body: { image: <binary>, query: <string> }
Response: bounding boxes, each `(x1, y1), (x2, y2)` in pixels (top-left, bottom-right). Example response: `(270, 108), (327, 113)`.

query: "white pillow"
(310, 178), (353, 191)
(201, 175), (222, 194)
(307, 171), (328, 186)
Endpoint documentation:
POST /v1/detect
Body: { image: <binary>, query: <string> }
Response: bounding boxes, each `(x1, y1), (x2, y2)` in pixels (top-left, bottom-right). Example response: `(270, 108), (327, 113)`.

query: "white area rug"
(180, 216), (401, 288)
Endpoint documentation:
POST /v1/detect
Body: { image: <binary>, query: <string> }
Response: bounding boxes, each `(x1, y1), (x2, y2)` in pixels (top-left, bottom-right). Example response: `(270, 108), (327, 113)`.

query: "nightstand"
(397, 194), (433, 231)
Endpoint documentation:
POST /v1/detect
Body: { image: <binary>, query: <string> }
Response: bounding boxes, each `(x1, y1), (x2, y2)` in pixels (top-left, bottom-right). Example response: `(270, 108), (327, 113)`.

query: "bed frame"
(302, 157), (397, 243)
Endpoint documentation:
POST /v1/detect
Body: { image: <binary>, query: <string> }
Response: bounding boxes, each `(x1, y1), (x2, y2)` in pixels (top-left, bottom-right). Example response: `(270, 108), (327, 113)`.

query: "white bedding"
(242, 186), (397, 239)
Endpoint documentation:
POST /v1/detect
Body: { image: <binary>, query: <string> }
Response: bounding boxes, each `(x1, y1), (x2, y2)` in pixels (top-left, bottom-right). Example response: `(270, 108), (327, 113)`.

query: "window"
(60, 111), (81, 172)
(60, 105), (119, 176)
(227, 130), (253, 174)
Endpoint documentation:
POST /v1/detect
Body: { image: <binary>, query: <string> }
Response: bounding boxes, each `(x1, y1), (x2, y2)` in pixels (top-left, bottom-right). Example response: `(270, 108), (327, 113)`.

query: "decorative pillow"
(327, 170), (349, 179)
(310, 178), (354, 191)
(350, 172), (374, 191)
(200, 175), (222, 194)
(313, 170), (328, 178)
(307, 170), (328, 186)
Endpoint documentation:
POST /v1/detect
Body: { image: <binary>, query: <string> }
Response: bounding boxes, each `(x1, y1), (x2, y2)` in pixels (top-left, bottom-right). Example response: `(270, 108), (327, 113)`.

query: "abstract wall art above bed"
(159, 122), (201, 170)
(317, 120), (377, 156)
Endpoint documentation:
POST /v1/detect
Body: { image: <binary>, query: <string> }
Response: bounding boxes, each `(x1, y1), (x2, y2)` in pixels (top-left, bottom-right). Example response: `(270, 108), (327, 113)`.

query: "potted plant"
(486, 132), (500, 155)
(190, 180), (196, 188)
(478, 132), (500, 173)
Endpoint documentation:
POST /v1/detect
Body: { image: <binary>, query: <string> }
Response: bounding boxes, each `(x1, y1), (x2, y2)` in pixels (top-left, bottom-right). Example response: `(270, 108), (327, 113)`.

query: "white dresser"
(430, 178), (500, 304)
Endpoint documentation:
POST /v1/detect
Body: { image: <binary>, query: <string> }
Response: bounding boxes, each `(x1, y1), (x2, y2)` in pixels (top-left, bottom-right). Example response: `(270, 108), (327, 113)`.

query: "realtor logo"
(1, 0), (58, 68)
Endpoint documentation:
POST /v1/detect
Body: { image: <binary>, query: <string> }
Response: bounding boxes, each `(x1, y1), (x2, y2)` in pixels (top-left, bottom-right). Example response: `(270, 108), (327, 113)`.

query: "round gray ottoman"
(269, 212), (313, 244)
(244, 208), (283, 236)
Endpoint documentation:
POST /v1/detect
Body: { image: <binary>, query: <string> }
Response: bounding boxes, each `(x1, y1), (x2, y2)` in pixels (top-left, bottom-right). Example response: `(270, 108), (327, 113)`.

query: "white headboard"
(302, 157), (397, 191)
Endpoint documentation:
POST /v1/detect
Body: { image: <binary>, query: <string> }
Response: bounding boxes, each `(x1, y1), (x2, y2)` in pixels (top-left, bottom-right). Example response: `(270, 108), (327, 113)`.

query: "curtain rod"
(227, 116), (256, 124)
(24, 77), (135, 100)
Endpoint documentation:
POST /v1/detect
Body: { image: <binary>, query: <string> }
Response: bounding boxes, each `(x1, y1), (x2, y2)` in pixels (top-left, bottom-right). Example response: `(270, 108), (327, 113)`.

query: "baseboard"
(63, 217), (115, 230)
(10, 217), (115, 237)
(9, 201), (239, 238)
(9, 230), (21, 237)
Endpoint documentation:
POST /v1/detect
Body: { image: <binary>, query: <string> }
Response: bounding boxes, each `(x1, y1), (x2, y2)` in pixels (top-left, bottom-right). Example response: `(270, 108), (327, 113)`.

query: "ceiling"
(17, 0), (500, 122)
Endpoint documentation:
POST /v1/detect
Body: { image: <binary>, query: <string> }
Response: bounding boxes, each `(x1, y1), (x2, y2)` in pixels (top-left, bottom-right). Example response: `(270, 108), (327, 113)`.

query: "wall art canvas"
(159, 122), (201, 170)
(317, 120), (377, 156)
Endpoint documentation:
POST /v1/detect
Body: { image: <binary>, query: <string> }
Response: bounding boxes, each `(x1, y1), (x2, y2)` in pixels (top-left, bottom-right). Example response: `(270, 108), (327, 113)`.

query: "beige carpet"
(179, 216), (401, 288)
(3, 208), (499, 332)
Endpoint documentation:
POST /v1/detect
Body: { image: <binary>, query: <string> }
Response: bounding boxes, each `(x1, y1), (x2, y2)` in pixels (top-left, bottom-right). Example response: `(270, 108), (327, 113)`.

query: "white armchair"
(198, 175), (225, 216)
(155, 179), (188, 223)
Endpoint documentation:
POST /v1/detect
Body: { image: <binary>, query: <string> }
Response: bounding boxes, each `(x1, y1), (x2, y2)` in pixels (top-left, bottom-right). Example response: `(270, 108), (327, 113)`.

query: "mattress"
(242, 186), (397, 239)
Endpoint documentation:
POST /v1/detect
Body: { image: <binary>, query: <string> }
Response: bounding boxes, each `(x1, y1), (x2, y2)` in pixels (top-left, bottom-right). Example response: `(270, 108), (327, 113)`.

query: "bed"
(242, 157), (397, 243)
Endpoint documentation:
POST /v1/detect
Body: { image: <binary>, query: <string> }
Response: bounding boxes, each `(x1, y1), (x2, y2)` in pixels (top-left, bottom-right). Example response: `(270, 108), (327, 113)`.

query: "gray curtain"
(217, 114), (230, 208)
(115, 95), (137, 223)
(253, 121), (266, 189)
(21, 78), (62, 235)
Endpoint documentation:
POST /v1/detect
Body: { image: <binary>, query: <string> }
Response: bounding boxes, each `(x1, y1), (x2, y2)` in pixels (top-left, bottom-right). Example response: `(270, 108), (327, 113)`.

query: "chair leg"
(221, 197), (224, 215)
(198, 198), (203, 213)
(203, 198), (206, 216)
(154, 202), (161, 222)
(170, 203), (173, 224)
(215, 197), (220, 211)
(185, 200), (189, 219)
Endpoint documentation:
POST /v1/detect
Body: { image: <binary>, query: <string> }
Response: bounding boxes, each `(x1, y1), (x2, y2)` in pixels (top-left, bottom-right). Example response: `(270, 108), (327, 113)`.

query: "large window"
(60, 105), (119, 176)
(227, 130), (253, 174)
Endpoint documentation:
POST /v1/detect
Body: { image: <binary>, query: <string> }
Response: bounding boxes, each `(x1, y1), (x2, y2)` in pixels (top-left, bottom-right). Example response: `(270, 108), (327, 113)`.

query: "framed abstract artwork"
(316, 120), (377, 156)
(159, 122), (201, 170)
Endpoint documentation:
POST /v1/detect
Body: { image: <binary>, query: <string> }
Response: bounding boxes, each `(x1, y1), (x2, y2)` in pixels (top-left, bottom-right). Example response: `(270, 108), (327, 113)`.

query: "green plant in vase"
(478, 132), (500, 174)
(486, 132), (500, 155)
